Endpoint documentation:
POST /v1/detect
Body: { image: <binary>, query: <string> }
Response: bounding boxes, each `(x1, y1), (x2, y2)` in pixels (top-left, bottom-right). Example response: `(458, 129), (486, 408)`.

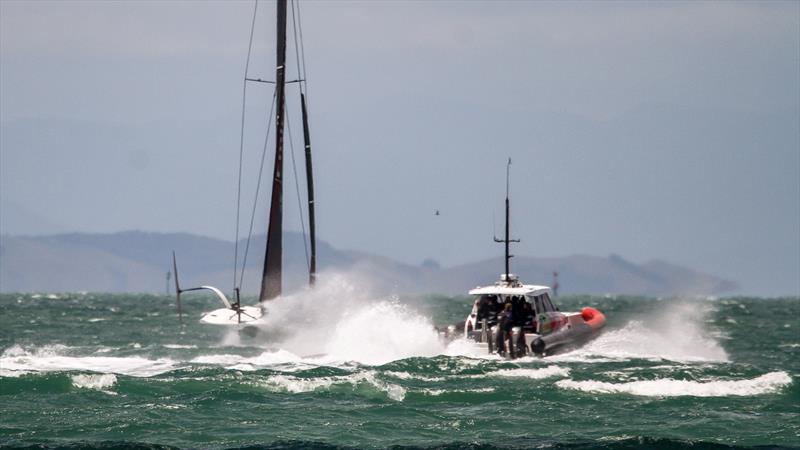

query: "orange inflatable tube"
(581, 307), (606, 330)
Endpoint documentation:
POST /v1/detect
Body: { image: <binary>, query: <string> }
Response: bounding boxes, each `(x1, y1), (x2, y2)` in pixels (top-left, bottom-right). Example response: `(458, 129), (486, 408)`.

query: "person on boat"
(476, 295), (490, 320)
(476, 295), (497, 326)
(490, 295), (502, 322)
(522, 301), (535, 332)
(511, 296), (526, 327)
(496, 302), (514, 353)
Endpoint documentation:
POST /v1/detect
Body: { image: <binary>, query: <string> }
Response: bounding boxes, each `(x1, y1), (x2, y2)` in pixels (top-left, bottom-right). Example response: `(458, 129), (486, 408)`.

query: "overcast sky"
(1, 1), (798, 295)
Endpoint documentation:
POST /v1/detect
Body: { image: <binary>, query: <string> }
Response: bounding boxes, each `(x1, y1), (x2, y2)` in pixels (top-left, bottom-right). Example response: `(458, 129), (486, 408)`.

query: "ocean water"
(1, 277), (797, 449)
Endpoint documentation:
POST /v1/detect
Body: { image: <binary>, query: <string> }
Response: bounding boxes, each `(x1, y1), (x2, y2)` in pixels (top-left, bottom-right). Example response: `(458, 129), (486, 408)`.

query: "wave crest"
(556, 371), (792, 397)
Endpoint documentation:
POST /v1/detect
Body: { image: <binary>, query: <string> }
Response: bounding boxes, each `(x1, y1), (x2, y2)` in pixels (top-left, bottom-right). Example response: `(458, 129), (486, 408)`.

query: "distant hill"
(0, 231), (736, 296)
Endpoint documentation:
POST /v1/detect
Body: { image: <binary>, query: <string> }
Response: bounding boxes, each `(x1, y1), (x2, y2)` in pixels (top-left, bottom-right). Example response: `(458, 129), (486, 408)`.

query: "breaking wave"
(0, 344), (177, 377)
(556, 371), (792, 397)
(71, 374), (118, 392)
(489, 366), (571, 379)
(255, 370), (407, 401)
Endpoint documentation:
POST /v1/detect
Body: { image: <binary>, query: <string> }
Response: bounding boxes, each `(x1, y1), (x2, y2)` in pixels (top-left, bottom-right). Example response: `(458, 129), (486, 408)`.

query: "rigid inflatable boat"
(440, 159), (606, 357)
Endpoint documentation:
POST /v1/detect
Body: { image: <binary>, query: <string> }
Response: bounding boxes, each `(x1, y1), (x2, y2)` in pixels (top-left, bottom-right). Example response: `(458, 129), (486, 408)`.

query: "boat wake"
(236, 273), (446, 365)
(552, 301), (729, 363)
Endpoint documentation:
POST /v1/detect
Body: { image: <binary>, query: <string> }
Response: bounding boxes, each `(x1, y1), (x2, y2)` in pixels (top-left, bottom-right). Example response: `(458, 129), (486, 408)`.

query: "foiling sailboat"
(442, 159), (605, 357)
(172, 0), (316, 326)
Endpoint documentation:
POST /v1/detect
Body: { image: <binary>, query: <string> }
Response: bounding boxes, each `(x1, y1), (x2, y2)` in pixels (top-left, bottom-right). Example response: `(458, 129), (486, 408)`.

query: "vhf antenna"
(493, 158), (520, 278)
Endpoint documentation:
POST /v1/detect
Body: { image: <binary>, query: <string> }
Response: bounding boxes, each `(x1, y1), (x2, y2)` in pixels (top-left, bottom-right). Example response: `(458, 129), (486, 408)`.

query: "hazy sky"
(1, 1), (798, 295)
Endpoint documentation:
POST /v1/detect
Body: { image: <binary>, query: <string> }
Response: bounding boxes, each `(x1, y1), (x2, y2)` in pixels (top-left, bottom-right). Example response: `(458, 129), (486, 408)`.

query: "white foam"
(0, 369), (31, 378)
(159, 404), (185, 410)
(547, 353), (624, 363)
(190, 349), (311, 371)
(488, 366), (571, 379)
(138, 402), (186, 410)
(190, 354), (246, 365)
(3, 344), (41, 357)
(556, 371), (792, 397)
(257, 370), (407, 401)
(1, 345), (177, 377)
(558, 301), (729, 363)
(163, 344), (198, 349)
(248, 273), (445, 365)
(261, 374), (338, 393)
(422, 387), (495, 396)
(442, 338), (501, 360)
(385, 371), (445, 382)
(596, 435), (638, 442)
(71, 373), (117, 392)
(323, 302), (443, 365)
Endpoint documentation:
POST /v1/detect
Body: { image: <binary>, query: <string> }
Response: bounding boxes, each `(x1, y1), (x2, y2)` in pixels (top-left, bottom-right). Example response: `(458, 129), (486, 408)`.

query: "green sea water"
(1, 286), (798, 449)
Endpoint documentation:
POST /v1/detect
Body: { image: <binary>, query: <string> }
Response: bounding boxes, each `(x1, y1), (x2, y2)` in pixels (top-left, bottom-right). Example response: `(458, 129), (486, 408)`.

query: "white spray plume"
(251, 272), (446, 365)
(560, 300), (729, 362)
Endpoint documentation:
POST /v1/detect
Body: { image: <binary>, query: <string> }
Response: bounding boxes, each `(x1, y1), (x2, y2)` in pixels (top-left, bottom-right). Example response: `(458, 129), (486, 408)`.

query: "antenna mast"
(494, 158), (520, 279)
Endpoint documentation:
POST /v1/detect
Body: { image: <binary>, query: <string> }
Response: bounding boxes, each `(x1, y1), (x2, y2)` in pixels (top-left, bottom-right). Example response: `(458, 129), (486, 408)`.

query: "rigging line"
(238, 88), (278, 291)
(234, 0), (260, 293)
(290, 0), (310, 110)
(289, 0), (313, 145)
(295, 0), (313, 150)
(295, 0), (309, 93)
(285, 109), (311, 272)
(289, 0), (303, 95)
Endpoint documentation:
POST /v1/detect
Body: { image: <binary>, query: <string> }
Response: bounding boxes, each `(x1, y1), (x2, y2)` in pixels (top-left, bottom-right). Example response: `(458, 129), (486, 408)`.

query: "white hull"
(200, 305), (264, 325)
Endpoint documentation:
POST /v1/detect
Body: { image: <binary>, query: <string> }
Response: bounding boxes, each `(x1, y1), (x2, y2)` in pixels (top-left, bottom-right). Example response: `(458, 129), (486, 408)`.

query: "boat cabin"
(464, 274), (557, 335)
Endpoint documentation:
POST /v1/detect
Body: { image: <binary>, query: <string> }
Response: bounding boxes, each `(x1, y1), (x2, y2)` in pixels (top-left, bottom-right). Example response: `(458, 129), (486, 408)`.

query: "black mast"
(260, 0), (288, 302)
(494, 158), (519, 279)
(301, 93), (316, 285)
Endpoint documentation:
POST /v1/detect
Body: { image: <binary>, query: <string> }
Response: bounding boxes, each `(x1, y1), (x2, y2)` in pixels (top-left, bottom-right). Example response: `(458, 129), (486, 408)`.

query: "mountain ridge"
(0, 231), (737, 296)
